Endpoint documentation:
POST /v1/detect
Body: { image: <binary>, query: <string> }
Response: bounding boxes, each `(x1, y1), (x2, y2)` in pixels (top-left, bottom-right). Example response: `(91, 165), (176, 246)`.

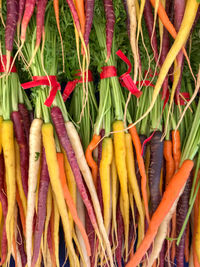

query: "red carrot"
(21, 0), (36, 42)
(122, 0), (130, 38)
(18, 0), (25, 24)
(36, 0), (48, 48)
(11, 111), (28, 197)
(32, 148), (50, 267)
(103, 0), (115, 61)
(143, 0), (159, 64)
(84, 0), (95, 46)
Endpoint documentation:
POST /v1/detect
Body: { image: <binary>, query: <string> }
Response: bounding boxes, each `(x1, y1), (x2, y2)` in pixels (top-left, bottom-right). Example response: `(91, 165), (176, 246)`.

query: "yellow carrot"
(2, 120), (16, 255)
(113, 121), (129, 261)
(111, 155), (119, 248)
(100, 138), (113, 235)
(42, 123), (78, 266)
(125, 133), (144, 246)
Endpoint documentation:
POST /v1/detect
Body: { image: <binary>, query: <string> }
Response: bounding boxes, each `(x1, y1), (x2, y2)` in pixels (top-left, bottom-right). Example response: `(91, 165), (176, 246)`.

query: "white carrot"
(26, 118), (43, 267)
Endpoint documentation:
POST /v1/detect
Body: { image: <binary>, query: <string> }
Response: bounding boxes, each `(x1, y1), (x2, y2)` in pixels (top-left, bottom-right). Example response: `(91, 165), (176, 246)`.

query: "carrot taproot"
(11, 111), (28, 197)
(129, 125), (150, 223)
(42, 123), (78, 266)
(126, 159), (194, 267)
(36, 0), (48, 49)
(26, 118), (42, 267)
(113, 121), (129, 261)
(56, 152), (91, 257)
(16, 191), (26, 238)
(65, 120), (114, 266)
(85, 134), (101, 188)
(2, 120), (16, 256)
(47, 221), (56, 267)
(31, 147), (50, 267)
(99, 138), (113, 235)
(184, 222), (190, 263)
(116, 196), (124, 267)
(17, 211), (27, 267)
(74, 0), (85, 35)
(84, 0), (95, 46)
(5, 0), (19, 72)
(21, 0), (36, 43)
(125, 133), (144, 247)
(15, 141), (27, 217)
(131, 0), (199, 127)
(163, 140), (175, 187)
(53, 197), (60, 267)
(18, 103), (31, 145)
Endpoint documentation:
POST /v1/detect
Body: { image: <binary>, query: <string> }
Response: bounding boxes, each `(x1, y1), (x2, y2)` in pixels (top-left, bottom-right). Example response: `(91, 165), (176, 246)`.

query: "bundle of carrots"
(0, 0), (199, 266)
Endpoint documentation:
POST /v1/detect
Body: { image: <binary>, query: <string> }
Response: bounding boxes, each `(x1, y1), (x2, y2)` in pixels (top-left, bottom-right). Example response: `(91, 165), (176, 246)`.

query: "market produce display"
(0, 0), (200, 266)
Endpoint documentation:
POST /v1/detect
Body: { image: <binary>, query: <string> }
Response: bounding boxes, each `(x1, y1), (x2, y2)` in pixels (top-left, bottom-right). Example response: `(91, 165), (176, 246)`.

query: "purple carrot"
(160, 0), (171, 100)
(176, 174), (192, 267)
(84, 0), (95, 46)
(115, 203), (124, 267)
(103, 0), (115, 61)
(0, 154), (8, 265)
(148, 131), (163, 215)
(18, 103), (31, 145)
(122, 0), (130, 38)
(174, 0), (186, 102)
(51, 106), (97, 230)
(18, 0), (26, 24)
(36, 0), (48, 48)
(85, 208), (96, 267)
(143, 0), (159, 64)
(32, 148), (50, 267)
(11, 111), (29, 197)
(17, 211), (27, 267)
(5, 0), (19, 52)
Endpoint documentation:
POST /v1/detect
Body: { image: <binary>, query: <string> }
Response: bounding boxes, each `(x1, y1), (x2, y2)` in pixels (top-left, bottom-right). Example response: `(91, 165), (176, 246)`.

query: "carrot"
(31, 147), (50, 267)
(115, 201), (124, 267)
(148, 131), (163, 215)
(143, 0), (159, 63)
(125, 159), (194, 267)
(16, 191), (26, 238)
(42, 123), (78, 266)
(172, 130), (181, 171)
(131, 0), (199, 127)
(113, 121), (129, 261)
(2, 120), (16, 256)
(129, 125), (150, 223)
(21, 0), (36, 43)
(5, 0), (19, 71)
(176, 175), (192, 266)
(103, 0), (115, 61)
(74, 0), (85, 35)
(47, 221), (56, 267)
(26, 119), (42, 267)
(163, 140), (175, 187)
(53, 196), (60, 267)
(17, 211), (27, 267)
(18, 103), (31, 145)
(0, 116), (2, 154)
(99, 138), (112, 235)
(184, 222), (190, 263)
(56, 152), (91, 257)
(65, 120), (114, 266)
(125, 133), (144, 246)
(84, 0), (95, 46)
(18, 0), (25, 25)
(85, 134), (101, 188)
(36, 0), (48, 49)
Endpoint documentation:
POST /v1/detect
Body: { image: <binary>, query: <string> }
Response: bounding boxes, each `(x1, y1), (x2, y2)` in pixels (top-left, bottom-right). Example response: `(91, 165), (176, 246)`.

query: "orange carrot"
(164, 140), (175, 186)
(126, 159), (194, 267)
(56, 152), (91, 257)
(74, 0), (85, 35)
(129, 125), (150, 223)
(85, 134), (101, 188)
(172, 130), (181, 171)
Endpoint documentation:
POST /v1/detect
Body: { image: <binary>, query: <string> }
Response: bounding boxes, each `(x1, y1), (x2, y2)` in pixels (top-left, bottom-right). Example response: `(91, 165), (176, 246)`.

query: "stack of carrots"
(0, 0), (199, 266)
